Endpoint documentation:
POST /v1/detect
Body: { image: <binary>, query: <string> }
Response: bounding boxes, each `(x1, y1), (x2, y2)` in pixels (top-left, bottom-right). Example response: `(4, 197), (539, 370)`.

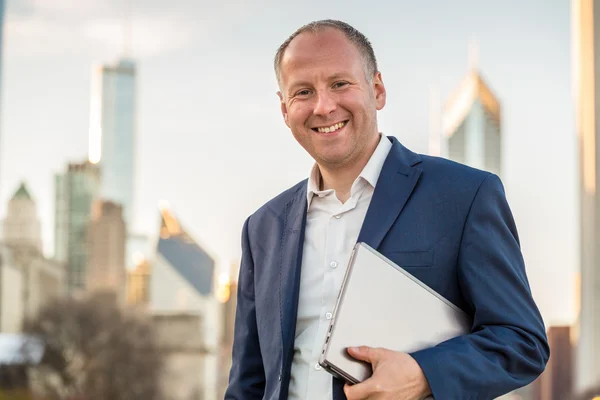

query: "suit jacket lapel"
(279, 184), (308, 370)
(357, 137), (422, 249)
(276, 137), (421, 387)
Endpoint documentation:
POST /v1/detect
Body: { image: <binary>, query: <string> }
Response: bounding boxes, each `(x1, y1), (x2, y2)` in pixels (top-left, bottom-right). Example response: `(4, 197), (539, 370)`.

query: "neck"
(319, 134), (380, 203)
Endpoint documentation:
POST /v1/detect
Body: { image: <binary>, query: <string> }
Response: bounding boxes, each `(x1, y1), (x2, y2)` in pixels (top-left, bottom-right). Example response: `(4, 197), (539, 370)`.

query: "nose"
(313, 90), (336, 116)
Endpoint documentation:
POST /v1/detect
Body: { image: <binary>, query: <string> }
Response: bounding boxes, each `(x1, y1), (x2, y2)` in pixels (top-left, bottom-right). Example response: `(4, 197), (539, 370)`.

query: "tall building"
(531, 326), (574, 400)
(88, 58), (143, 274)
(54, 161), (100, 293)
(3, 183), (65, 321)
(89, 58), (136, 230)
(2, 182), (43, 253)
(573, 0), (600, 393)
(150, 206), (216, 313)
(87, 200), (126, 301)
(11, 247), (65, 323)
(150, 206), (220, 400)
(442, 68), (502, 176)
(0, 245), (24, 333)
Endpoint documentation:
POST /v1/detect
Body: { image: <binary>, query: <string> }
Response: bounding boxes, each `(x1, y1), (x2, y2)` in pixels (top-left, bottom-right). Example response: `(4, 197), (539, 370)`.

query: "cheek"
(338, 94), (366, 116)
(287, 104), (312, 128)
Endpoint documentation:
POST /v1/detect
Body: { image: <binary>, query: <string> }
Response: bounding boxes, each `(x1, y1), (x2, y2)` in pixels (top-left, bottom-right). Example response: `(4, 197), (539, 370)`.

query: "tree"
(22, 292), (164, 400)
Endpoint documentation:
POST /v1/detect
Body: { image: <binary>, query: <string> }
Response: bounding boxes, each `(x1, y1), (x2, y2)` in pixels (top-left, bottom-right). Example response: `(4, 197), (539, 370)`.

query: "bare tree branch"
(22, 292), (164, 400)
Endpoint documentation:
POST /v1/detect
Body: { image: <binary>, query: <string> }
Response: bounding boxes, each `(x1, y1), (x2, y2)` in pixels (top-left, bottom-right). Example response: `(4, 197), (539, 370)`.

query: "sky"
(0, 0), (576, 326)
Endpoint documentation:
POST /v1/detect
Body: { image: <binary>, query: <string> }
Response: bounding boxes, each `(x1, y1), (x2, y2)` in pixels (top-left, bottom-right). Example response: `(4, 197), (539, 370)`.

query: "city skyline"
(0, 0), (575, 328)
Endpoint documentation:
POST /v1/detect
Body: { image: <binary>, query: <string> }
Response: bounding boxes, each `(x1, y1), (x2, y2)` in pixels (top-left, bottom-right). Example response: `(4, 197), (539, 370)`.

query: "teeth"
(317, 121), (345, 133)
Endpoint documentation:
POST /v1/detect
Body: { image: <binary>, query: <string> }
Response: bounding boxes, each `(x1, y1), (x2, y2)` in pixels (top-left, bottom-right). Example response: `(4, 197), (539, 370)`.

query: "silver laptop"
(319, 242), (470, 385)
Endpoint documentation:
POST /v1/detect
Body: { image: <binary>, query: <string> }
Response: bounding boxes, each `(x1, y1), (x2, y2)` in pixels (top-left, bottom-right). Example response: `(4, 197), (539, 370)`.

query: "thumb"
(346, 346), (381, 364)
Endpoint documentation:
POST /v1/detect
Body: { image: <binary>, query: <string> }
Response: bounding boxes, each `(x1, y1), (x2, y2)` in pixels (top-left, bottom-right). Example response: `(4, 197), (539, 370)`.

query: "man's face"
(278, 28), (386, 169)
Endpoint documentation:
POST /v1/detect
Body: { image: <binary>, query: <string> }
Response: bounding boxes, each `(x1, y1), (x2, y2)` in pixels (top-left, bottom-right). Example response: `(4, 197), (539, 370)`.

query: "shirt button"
(329, 261), (338, 268)
(315, 363), (322, 370)
(326, 312), (333, 320)
(334, 214), (342, 219)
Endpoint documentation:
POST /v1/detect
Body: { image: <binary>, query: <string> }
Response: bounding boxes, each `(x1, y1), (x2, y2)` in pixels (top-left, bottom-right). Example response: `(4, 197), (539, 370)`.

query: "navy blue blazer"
(225, 136), (549, 400)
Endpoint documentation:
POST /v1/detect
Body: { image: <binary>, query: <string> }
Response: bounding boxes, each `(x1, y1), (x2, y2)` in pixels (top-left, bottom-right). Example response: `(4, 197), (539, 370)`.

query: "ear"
(277, 91), (291, 128)
(372, 72), (386, 111)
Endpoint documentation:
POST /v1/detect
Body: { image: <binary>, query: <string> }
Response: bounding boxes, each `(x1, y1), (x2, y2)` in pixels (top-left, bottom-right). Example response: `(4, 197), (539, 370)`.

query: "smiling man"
(225, 20), (549, 400)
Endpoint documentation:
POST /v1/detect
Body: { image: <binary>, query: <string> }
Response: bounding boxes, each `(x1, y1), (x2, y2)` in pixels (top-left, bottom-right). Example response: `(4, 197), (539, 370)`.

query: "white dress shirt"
(287, 134), (392, 400)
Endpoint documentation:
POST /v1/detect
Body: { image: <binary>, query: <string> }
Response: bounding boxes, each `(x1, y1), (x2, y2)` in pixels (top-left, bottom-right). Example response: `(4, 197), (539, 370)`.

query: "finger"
(344, 379), (377, 400)
(347, 346), (382, 364)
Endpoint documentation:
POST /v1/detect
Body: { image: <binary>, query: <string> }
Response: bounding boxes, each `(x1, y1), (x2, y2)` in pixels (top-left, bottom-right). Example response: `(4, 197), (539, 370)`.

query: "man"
(226, 20), (549, 400)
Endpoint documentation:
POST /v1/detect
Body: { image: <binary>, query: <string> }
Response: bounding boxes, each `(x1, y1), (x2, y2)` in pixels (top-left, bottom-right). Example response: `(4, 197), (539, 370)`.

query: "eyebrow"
(287, 73), (353, 95)
(287, 81), (312, 95)
(328, 73), (352, 82)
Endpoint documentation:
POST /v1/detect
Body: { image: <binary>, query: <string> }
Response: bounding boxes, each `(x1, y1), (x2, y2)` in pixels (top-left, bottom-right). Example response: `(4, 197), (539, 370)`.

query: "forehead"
(280, 28), (364, 85)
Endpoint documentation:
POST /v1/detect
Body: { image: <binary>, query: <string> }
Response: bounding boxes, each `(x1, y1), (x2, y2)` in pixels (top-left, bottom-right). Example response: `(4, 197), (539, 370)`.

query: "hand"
(343, 346), (432, 400)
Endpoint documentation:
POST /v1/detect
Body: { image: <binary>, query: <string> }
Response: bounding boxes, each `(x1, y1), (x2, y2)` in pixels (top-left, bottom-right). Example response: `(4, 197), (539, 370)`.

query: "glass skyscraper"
(89, 59), (136, 230)
(54, 161), (101, 292)
(442, 69), (502, 177)
(151, 206), (216, 312)
(150, 206), (219, 399)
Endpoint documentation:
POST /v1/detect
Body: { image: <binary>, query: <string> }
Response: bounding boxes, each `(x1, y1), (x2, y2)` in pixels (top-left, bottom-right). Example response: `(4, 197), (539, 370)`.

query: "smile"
(312, 121), (347, 134)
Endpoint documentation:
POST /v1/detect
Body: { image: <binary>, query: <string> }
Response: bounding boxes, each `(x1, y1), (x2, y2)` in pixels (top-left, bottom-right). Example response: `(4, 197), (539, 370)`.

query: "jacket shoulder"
(248, 179), (307, 223)
(417, 154), (494, 187)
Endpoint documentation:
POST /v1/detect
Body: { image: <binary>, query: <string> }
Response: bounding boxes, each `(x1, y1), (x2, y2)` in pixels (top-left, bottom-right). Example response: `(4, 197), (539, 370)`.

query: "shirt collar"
(306, 133), (392, 206)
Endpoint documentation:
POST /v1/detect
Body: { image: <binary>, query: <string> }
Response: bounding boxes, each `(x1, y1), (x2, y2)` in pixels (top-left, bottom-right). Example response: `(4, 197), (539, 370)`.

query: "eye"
(332, 81), (348, 89)
(296, 89), (312, 97)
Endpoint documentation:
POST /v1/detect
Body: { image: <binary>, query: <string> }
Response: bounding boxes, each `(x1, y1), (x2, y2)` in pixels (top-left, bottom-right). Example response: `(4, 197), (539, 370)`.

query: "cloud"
(3, 15), (80, 57)
(3, 0), (265, 59)
(83, 16), (199, 58)
(4, 14), (200, 59)
(7, 0), (115, 18)
(3, 0), (117, 59)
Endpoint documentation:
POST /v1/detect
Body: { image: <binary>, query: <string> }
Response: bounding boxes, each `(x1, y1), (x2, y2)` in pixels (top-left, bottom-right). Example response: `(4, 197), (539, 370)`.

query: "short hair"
(274, 20), (379, 88)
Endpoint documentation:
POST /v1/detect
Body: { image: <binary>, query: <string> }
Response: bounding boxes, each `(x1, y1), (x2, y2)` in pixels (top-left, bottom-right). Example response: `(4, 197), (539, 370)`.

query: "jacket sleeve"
(225, 217), (266, 399)
(410, 173), (550, 399)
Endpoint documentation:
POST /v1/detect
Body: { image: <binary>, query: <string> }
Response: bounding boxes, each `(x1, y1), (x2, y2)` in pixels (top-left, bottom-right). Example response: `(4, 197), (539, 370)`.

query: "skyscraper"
(2, 182), (43, 253)
(87, 200), (126, 301)
(89, 59), (136, 230)
(0, 246), (24, 333)
(442, 68), (502, 177)
(150, 206), (216, 312)
(54, 161), (100, 292)
(150, 206), (220, 400)
(573, 0), (600, 392)
(2, 183), (66, 327)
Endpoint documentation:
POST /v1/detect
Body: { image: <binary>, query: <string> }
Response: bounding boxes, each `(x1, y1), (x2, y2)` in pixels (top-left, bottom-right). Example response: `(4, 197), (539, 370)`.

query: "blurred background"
(0, 0), (596, 399)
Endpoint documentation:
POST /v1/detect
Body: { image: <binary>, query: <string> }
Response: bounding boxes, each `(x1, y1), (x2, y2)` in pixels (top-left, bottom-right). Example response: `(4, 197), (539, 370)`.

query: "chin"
(316, 152), (350, 166)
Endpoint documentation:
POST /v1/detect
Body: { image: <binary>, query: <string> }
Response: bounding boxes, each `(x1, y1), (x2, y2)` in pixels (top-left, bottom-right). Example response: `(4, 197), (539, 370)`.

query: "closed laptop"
(319, 242), (470, 385)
